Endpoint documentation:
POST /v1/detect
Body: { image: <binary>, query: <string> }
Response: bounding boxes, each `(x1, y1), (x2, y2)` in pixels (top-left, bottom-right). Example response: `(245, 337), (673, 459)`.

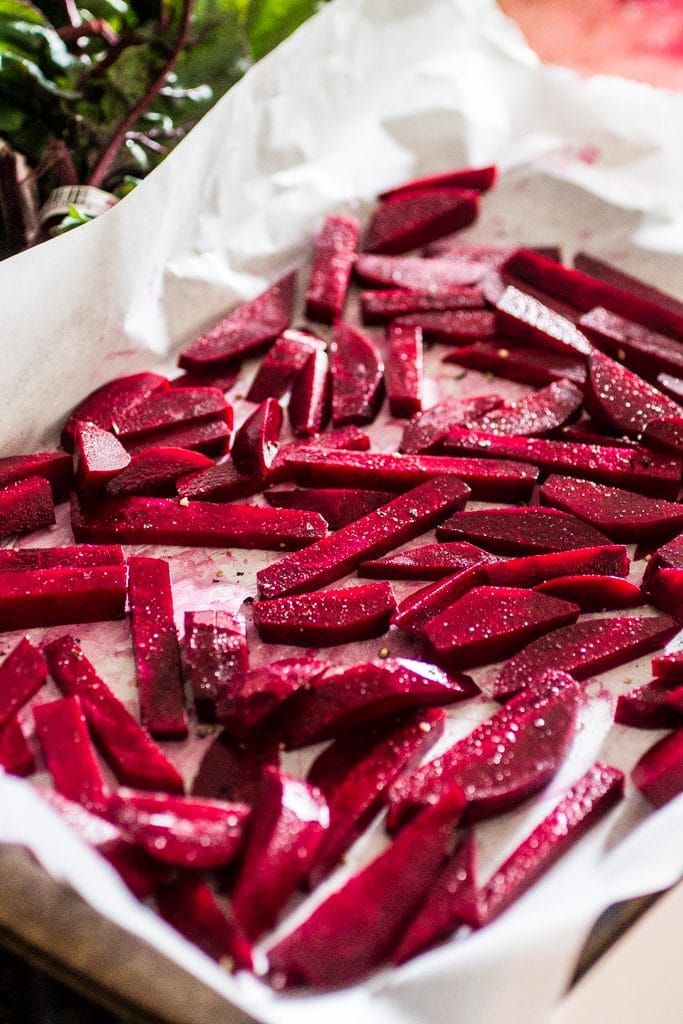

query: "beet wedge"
(494, 285), (591, 358)
(106, 447), (213, 497)
(361, 287), (483, 324)
(539, 476), (683, 544)
(653, 626), (683, 681)
(231, 398), (283, 476)
(71, 494), (326, 550)
(391, 564), (489, 635)
(231, 768), (329, 939)
(0, 476), (55, 540)
(305, 214), (360, 322)
(122, 418), (230, 458)
(574, 253), (683, 318)
(253, 581), (397, 647)
(472, 380), (583, 438)
(579, 307), (683, 382)
(128, 556), (187, 739)
(645, 568), (683, 621)
(632, 728), (683, 807)
(363, 187), (479, 254)
(422, 587), (579, 671)
(641, 417), (683, 456)
(256, 474), (469, 599)
(379, 164), (497, 200)
(436, 506), (610, 555)
(535, 575), (643, 612)
(444, 342), (586, 389)
(387, 670), (582, 828)
(218, 657), (328, 739)
(0, 638), (47, 730)
(171, 365), (240, 393)
(74, 422), (130, 489)
(306, 708), (446, 887)
(178, 271), (296, 371)
(0, 451), (73, 501)
(399, 394), (502, 454)
(182, 610), (248, 723)
(0, 715), (34, 777)
(175, 459), (265, 503)
(266, 784), (466, 989)
(585, 349), (681, 437)
(0, 565), (127, 631)
(288, 345), (330, 437)
(358, 540), (497, 581)
(394, 309), (496, 344)
(247, 328), (323, 402)
(656, 372), (683, 404)
(265, 487), (393, 530)
(355, 253), (485, 291)
(330, 322), (384, 426)
(276, 658), (477, 750)
(34, 696), (108, 807)
(615, 679), (683, 730)
(484, 545), (629, 589)
(268, 424), (370, 483)
(61, 372), (169, 450)
(494, 615), (677, 700)
(44, 636), (184, 793)
(191, 731), (279, 806)
(386, 322), (423, 418)
(156, 875), (253, 970)
(112, 387), (232, 442)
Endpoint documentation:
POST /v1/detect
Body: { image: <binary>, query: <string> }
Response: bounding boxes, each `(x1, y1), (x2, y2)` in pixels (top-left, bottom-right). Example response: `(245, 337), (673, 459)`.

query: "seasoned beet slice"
(288, 345), (330, 437)
(61, 372), (169, 450)
(632, 729), (683, 807)
(560, 418), (636, 448)
(156, 875), (252, 970)
(0, 451), (73, 501)
(0, 715), (34, 777)
(421, 587), (579, 671)
(0, 638), (47, 729)
(112, 387), (232, 442)
(656, 372), (683, 404)
(379, 164), (497, 200)
(44, 635), (184, 793)
(0, 476), (55, 540)
(585, 350), (681, 437)
(122, 418), (230, 458)
(231, 768), (329, 939)
(175, 459), (264, 503)
(106, 447), (213, 497)
(387, 671), (582, 828)
(247, 329), (322, 402)
(539, 476), (683, 544)
(256, 475), (469, 599)
(0, 566), (127, 631)
(358, 540), (497, 580)
(330, 322), (384, 426)
(652, 627), (683, 682)
(494, 286), (591, 357)
(178, 271), (296, 371)
(268, 424), (371, 484)
(361, 287), (483, 324)
(306, 708), (446, 887)
(74, 422), (131, 491)
(182, 610), (248, 723)
(574, 254), (683, 318)
(436, 506), (610, 555)
(535, 575), (643, 612)
(191, 731), (279, 805)
(305, 215), (360, 322)
(171, 365), (240, 393)
(391, 564), (488, 635)
(104, 789), (250, 869)
(494, 616), (677, 700)
(444, 341), (587, 389)
(386, 322), (423, 417)
(266, 785), (466, 989)
(394, 309), (496, 344)
(363, 188), (479, 255)
(34, 696), (107, 806)
(264, 487), (393, 530)
(472, 380), (583, 438)
(647, 534), (683, 575)
(355, 253), (484, 291)
(231, 398), (282, 475)
(484, 545), (629, 588)
(646, 568), (683, 620)
(128, 556), (187, 739)
(252, 581), (397, 646)
(71, 494), (326, 549)
(218, 657), (328, 739)
(666, 686), (683, 714)
(640, 417), (683, 456)
(285, 448), (538, 501)
(399, 394), (502, 454)
(444, 431), (680, 498)
(579, 307), (683, 382)
(277, 658), (477, 750)
(615, 679), (683, 730)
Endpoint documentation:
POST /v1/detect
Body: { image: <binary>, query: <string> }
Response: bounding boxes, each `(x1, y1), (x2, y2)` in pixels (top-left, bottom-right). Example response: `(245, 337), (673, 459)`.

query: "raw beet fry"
(156, 875), (253, 970)
(265, 487), (393, 530)
(436, 506), (610, 555)
(535, 575), (644, 613)
(231, 397), (283, 476)
(305, 214), (360, 322)
(182, 610), (248, 723)
(121, 418), (231, 457)
(112, 387), (232, 442)
(288, 345), (330, 437)
(171, 365), (240, 393)
(443, 341), (586, 389)
(391, 564), (490, 635)
(175, 459), (264, 503)
(0, 638), (47, 729)
(641, 417), (683, 456)
(386, 322), (423, 417)
(656, 372), (683, 403)
(74, 422), (130, 489)
(484, 545), (630, 589)
(573, 253), (683, 319)
(34, 696), (108, 807)
(0, 476), (55, 540)
(394, 309), (496, 344)
(268, 424), (371, 483)
(252, 581), (397, 646)
(631, 728), (683, 808)
(494, 285), (591, 357)
(0, 546), (124, 572)
(579, 307), (683, 382)
(358, 540), (497, 580)
(191, 730), (279, 806)
(360, 287), (483, 324)
(471, 379), (583, 438)
(247, 329), (323, 402)
(0, 715), (34, 777)
(645, 568), (683, 620)
(330, 321), (384, 426)
(615, 679), (683, 730)
(363, 187), (479, 255)
(0, 451), (73, 501)
(399, 394), (502, 454)
(355, 253), (485, 291)
(0, 566), (128, 632)
(584, 349), (681, 438)
(61, 371), (169, 450)
(218, 657), (328, 739)
(379, 164), (497, 200)
(106, 447), (213, 497)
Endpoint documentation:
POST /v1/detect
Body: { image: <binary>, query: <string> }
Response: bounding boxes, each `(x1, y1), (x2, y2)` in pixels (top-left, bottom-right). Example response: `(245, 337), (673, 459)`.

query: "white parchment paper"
(2, 0), (683, 1021)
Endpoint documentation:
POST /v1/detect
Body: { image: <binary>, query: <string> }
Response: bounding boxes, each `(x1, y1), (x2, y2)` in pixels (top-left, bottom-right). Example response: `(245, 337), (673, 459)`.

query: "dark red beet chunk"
(560, 418), (636, 449)
(218, 657), (328, 739)
(182, 610), (247, 723)
(269, 425), (371, 483)
(122, 418), (230, 457)
(386, 322), (423, 418)
(191, 731), (279, 805)
(653, 627), (683, 682)
(444, 342), (586, 389)
(0, 476), (55, 540)
(579, 307), (683, 382)
(175, 460), (264, 503)
(305, 215), (359, 322)
(358, 540), (497, 580)
(494, 285), (591, 358)
(266, 785), (466, 989)
(355, 253), (485, 291)
(666, 686), (683, 714)
(330, 322), (384, 426)
(106, 447), (213, 497)
(171, 365), (240, 393)
(363, 188), (479, 255)
(288, 345), (330, 437)
(264, 487), (393, 530)
(34, 696), (107, 806)
(112, 387), (232, 442)
(0, 566), (127, 631)
(0, 715), (34, 777)
(436, 506), (610, 555)
(472, 379), (583, 438)
(585, 350), (681, 437)
(399, 394), (502, 454)
(0, 451), (73, 501)
(646, 568), (683, 621)
(252, 581), (397, 646)
(74, 422), (131, 490)
(178, 271), (296, 371)
(632, 728), (683, 807)
(535, 575), (643, 612)
(574, 254), (683, 319)
(61, 372), (169, 451)
(379, 164), (497, 200)
(156, 875), (253, 970)
(361, 287), (483, 324)
(615, 679), (682, 730)
(0, 638), (47, 729)
(641, 417), (683, 457)
(656, 372), (683, 404)
(485, 545), (629, 588)
(247, 329), (323, 402)
(391, 308), (495, 345)
(231, 397), (283, 476)
(128, 556), (188, 739)
(391, 564), (489, 634)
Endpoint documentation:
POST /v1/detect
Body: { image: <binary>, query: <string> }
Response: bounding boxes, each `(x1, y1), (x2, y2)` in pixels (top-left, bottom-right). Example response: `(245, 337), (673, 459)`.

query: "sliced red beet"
(264, 487), (393, 530)
(247, 329), (323, 402)
(330, 321), (384, 426)
(0, 715), (34, 777)
(386, 322), (423, 418)
(182, 610), (247, 723)
(71, 494), (327, 549)
(632, 728), (683, 807)
(656, 372), (683, 404)
(276, 658), (477, 750)
(646, 534), (683, 575)
(539, 476), (683, 544)
(0, 476), (55, 540)
(252, 582), (397, 646)
(471, 379), (583, 438)
(231, 397), (283, 476)
(436, 506), (610, 555)
(363, 188), (479, 255)
(615, 679), (682, 730)
(361, 287), (483, 324)
(666, 686), (683, 714)
(156, 875), (253, 970)
(112, 387), (232, 443)
(574, 254), (683, 319)
(175, 459), (264, 503)
(44, 635), (184, 793)
(484, 545), (629, 589)
(305, 214), (360, 322)
(444, 341), (587, 389)
(178, 271), (296, 371)
(306, 708), (446, 887)
(171, 365), (240, 392)
(379, 164), (497, 200)
(355, 253), (485, 291)
(106, 447), (213, 497)
(122, 418), (230, 458)
(0, 566), (127, 631)
(535, 575), (643, 612)
(494, 615), (677, 700)
(646, 568), (683, 621)
(0, 451), (73, 501)
(288, 345), (330, 437)
(399, 394), (502, 454)
(393, 309), (496, 345)
(391, 564), (489, 635)
(443, 431), (680, 498)
(585, 349), (681, 437)
(34, 696), (107, 806)
(285, 448), (538, 501)
(128, 556), (187, 739)
(640, 417), (683, 456)
(266, 785), (466, 989)
(579, 307), (683, 382)
(218, 657), (328, 739)
(268, 424), (370, 483)
(560, 418), (636, 448)
(494, 285), (591, 358)
(191, 731), (279, 805)
(231, 768), (329, 939)
(0, 638), (47, 729)
(421, 586), (579, 671)
(653, 627), (683, 682)
(358, 540), (497, 580)
(256, 475), (470, 599)
(103, 789), (250, 869)
(61, 372), (169, 451)
(74, 422), (131, 490)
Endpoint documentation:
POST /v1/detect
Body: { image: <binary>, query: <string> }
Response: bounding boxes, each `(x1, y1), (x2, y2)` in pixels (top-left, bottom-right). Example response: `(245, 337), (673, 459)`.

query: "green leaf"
(0, 49), (80, 99)
(244, 0), (323, 61)
(0, 0), (47, 27)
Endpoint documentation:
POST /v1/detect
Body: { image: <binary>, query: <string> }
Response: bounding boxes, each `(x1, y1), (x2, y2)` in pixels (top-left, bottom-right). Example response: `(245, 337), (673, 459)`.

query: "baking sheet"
(1, 0), (683, 1022)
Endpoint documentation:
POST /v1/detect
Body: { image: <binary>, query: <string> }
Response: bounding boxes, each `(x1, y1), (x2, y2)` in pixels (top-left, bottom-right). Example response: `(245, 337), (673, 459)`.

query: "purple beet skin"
(247, 328), (323, 402)
(0, 565), (127, 631)
(231, 397), (283, 476)
(355, 253), (486, 291)
(363, 187), (479, 255)
(585, 349), (681, 437)
(393, 309), (496, 344)
(156, 875), (253, 970)
(183, 610), (248, 723)
(358, 540), (498, 580)
(252, 581), (397, 646)
(386, 322), (423, 418)
(34, 696), (108, 807)
(0, 476), (55, 540)
(74, 422), (131, 489)
(494, 285), (591, 357)
(111, 387), (232, 442)
(615, 679), (683, 730)
(0, 451), (73, 501)
(471, 379), (583, 437)
(391, 564), (489, 635)
(361, 287), (484, 325)
(444, 342), (586, 389)
(191, 731), (279, 806)
(0, 715), (34, 777)
(106, 446), (214, 497)
(632, 728), (683, 807)
(264, 487), (393, 530)
(306, 214), (360, 322)
(288, 345), (330, 437)
(330, 321), (384, 426)
(379, 164), (496, 200)
(535, 575), (644, 612)
(61, 371), (169, 450)
(579, 307), (683, 382)
(484, 545), (629, 589)
(0, 638), (47, 729)
(399, 394), (502, 454)
(218, 657), (328, 739)
(436, 506), (610, 555)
